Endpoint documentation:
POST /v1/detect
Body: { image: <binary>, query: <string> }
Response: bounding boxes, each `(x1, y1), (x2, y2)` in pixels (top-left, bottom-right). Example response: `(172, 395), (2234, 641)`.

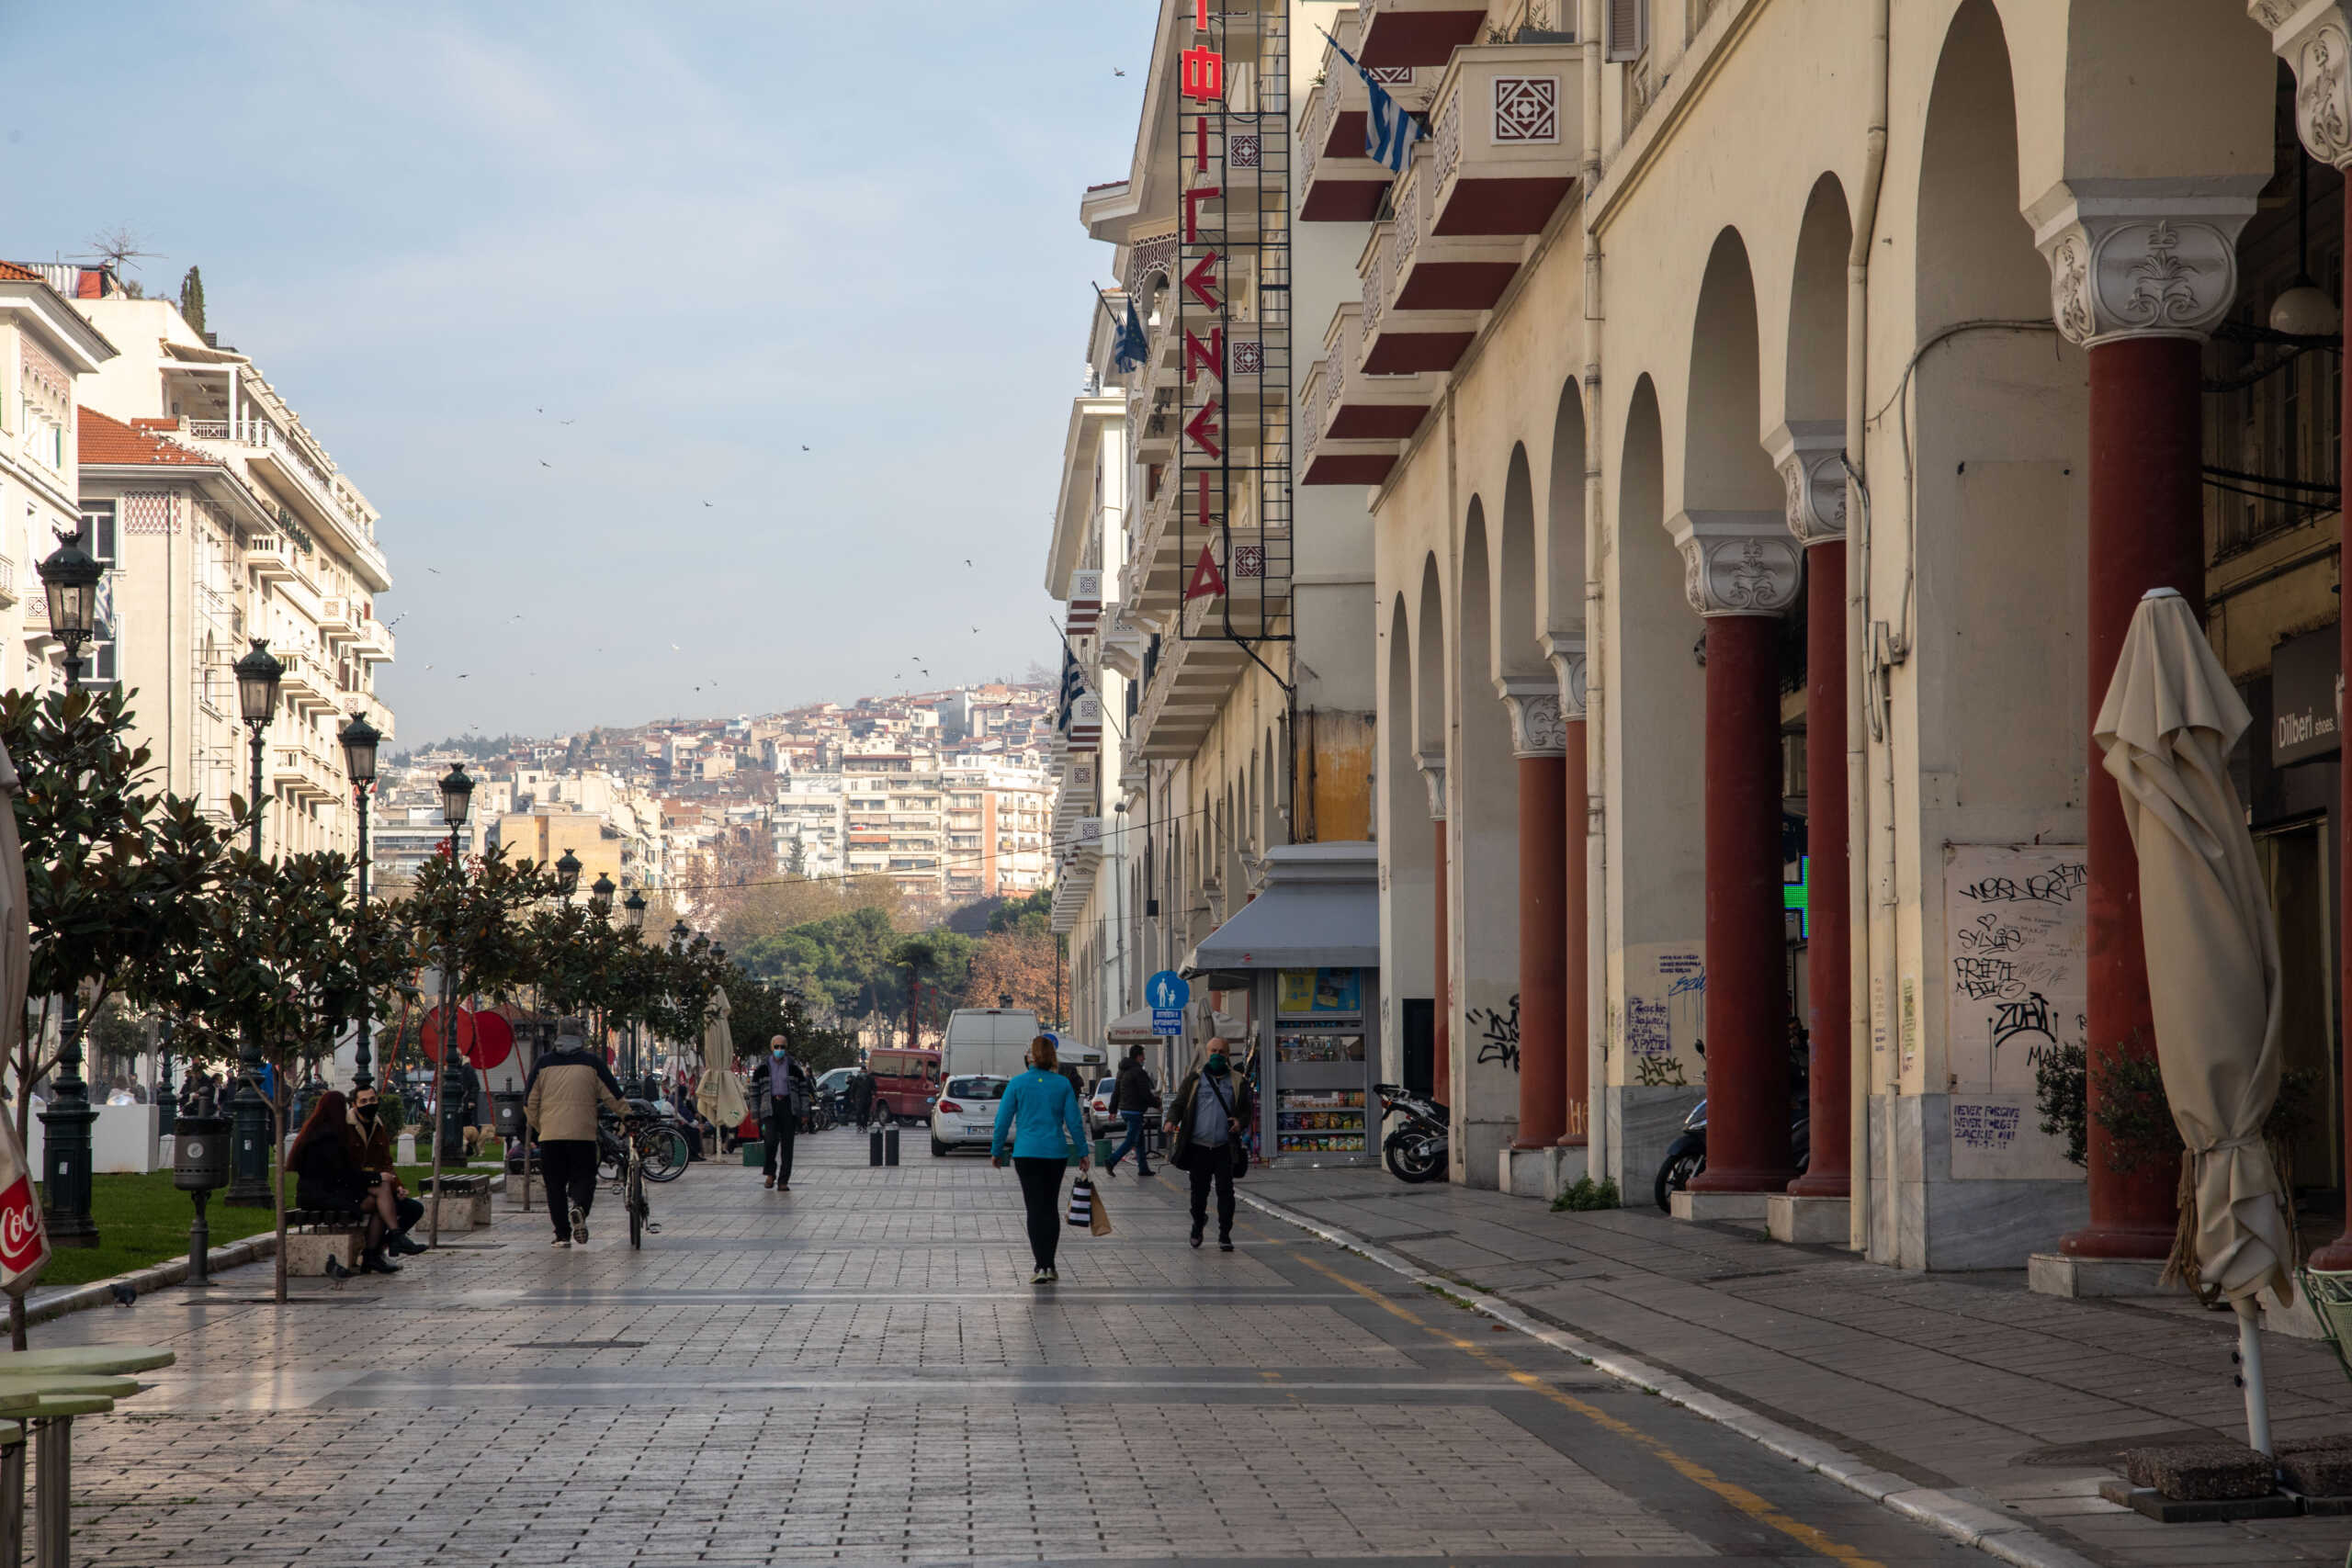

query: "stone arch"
(1546, 378), (1587, 643)
(1414, 554), (1446, 757)
(1605, 375), (1708, 1178)
(1495, 446), (1544, 680)
(1385, 590), (1436, 1089)
(1783, 175), (1849, 428)
(1453, 498), (1521, 1182)
(1681, 228), (1781, 513)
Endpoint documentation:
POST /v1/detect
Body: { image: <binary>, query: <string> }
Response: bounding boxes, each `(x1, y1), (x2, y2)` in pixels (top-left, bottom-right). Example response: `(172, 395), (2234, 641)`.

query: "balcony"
(245, 535), (297, 582)
(1300, 24), (1431, 222)
(1358, 0), (1492, 69)
(318, 595), (359, 640)
(1388, 151), (1532, 310)
(1358, 221), (1478, 376)
(175, 418), (388, 583)
(1425, 43), (1583, 236)
(353, 615), (396, 664)
(1132, 629), (1254, 761)
(1303, 304), (1438, 487)
(277, 648), (339, 715)
(271, 743), (343, 807)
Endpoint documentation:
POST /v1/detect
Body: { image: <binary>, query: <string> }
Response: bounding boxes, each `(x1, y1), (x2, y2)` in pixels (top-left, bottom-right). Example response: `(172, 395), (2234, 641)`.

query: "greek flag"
(1113, 297), (1148, 373)
(1321, 29), (1422, 175)
(1056, 645), (1086, 734)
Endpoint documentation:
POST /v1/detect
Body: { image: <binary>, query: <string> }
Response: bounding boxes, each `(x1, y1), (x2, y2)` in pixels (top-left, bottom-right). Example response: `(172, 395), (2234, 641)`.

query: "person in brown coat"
(524, 1027), (627, 1247)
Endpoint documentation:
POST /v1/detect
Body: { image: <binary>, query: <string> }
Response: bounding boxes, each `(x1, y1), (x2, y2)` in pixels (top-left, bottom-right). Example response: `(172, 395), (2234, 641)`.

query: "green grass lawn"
(28, 1158), (509, 1290)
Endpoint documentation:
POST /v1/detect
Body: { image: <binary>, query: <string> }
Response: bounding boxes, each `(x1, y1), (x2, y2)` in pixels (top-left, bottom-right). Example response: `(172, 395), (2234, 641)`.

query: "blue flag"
(1320, 29), (1423, 175)
(1113, 296), (1148, 373)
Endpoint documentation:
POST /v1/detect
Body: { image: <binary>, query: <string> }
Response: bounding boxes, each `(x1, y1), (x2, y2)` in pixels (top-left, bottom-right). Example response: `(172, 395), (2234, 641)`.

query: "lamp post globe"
(337, 713), (381, 787)
(222, 637), (286, 1207)
(623, 887), (647, 933)
(589, 873), (615, 919)
(36, 532), (102, 688)
(555, 849), (582, 902)
(671, 919), (689, 951)
(438, 763), (474, 830)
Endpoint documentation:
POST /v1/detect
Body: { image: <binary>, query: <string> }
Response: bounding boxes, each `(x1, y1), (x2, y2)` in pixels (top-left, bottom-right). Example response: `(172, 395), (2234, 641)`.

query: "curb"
(1241, 1190), (2102, 1568)
(24, 1168), (510, 1328)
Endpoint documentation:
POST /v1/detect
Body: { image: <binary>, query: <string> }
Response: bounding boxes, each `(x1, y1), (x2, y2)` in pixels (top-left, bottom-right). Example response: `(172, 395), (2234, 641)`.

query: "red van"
(867, 1048), (941, 1122)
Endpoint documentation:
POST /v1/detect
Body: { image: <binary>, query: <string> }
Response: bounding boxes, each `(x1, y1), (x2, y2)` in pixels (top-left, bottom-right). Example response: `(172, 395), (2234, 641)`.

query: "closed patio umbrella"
(694, 984), (732, 1077)
(0, 738), (46, 1294)
(2094, 587), (2293, 1452)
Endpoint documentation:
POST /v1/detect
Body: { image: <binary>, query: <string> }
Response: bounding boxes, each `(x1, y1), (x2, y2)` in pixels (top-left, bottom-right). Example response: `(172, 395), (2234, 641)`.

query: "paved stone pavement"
(29, 1130), (1993, 1565)
(1239, 1163), (2352, 1568)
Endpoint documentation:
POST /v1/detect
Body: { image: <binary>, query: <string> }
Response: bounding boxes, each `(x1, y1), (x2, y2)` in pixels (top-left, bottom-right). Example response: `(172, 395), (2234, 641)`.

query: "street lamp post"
(624, 890), (647, 1082)
(224, 638), (285, 1207)
(589, 873), (615, 919)
(338, 714), (381, 1090)
(435, 764), (475, 1168)
(554, 849), (582, 905)
(34, 532), (107, 1245)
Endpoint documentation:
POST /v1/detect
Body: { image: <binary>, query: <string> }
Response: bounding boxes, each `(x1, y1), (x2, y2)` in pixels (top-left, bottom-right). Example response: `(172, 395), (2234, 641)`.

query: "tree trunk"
(270, 1081), (288, 1303)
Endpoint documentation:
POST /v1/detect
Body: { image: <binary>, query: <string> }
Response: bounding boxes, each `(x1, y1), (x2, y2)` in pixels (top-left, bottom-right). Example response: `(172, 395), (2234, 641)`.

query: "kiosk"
(1188, 843), (1381, 1168)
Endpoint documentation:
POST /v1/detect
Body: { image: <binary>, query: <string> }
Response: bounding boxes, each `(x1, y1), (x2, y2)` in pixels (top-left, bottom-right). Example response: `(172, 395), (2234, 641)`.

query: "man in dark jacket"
(523, 1024), (627, 1247)
(748, 1036), (811, 1192)
(1105, 1044), (1157, 1179)
(1165, 1039), (1253, 1251)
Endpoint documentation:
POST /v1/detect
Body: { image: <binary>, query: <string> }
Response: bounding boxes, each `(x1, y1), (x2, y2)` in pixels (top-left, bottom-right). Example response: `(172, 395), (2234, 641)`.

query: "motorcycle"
(1374, 1082), (1450, 1184)
(1653, 1097), (1812, 1213)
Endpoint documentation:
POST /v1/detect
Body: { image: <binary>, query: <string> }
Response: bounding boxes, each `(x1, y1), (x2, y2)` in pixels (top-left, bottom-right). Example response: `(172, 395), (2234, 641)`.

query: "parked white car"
(929, 1074), (1010, 1156)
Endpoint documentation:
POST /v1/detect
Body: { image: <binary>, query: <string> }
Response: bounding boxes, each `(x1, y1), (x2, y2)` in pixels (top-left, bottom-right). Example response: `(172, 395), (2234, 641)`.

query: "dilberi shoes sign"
(2270, 624), (2341, 767)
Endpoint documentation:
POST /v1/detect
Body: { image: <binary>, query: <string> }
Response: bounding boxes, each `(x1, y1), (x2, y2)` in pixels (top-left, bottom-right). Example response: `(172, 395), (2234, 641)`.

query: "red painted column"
(1791, 541), (1849, 1197)
(1514, 750), (1568, 1149)
(2060, 336), (2204, 1259)
(1689, 612), (1797, 1192)
(1433, 818), (1452, 1100)
(1561, 710), (1589, 1146)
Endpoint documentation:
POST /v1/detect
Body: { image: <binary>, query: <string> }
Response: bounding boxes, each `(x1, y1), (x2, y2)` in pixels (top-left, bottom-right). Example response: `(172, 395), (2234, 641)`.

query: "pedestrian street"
(43, 1130), (1983, 1565)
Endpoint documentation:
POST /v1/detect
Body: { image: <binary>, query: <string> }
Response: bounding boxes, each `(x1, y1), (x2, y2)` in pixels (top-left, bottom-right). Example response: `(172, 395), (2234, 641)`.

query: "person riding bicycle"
(523, 1021), (626, 1247)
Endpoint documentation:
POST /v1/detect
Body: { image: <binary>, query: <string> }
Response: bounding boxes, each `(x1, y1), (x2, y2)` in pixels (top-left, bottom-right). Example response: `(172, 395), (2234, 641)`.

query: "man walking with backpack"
(1105, 1044), (1157, 1179)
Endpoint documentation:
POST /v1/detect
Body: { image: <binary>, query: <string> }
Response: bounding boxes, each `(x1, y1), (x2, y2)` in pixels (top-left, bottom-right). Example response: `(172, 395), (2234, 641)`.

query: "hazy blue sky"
(1, 1), (1147, 746)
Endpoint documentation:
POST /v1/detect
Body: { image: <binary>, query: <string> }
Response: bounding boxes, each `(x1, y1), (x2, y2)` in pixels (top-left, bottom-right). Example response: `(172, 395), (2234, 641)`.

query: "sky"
(0, 1), (1148, 747)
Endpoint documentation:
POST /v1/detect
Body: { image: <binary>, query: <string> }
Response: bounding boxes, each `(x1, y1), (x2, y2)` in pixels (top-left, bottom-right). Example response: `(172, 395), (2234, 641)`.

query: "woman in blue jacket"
(991, 1035), (1090, 1283)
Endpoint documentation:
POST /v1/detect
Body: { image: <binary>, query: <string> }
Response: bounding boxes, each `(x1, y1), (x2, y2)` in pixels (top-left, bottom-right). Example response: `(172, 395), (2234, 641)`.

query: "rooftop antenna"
(80, 224), (162, 279)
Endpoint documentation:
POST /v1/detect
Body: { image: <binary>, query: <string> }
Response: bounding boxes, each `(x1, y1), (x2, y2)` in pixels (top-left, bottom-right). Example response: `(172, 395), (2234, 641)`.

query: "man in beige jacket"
(524, 1023), (628, 1247)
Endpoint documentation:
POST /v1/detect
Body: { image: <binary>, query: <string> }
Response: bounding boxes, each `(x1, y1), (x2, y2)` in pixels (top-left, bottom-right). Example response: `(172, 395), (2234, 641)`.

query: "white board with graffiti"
(1941, 843), (2087, 1179)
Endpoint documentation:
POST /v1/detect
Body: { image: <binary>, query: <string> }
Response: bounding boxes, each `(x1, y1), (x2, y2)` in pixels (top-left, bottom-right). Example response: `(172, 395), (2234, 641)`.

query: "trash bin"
(492, 1090), (525, 1141)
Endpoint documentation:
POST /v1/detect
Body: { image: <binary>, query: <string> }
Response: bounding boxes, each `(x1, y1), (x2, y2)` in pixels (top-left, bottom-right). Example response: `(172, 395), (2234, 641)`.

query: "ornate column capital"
(1497, 676), (1568, 759)
(2255, 3), (2352, 169)
(1763, 421), (1845, 547)
(1666, 510), (1802, 619)
(2030, 185), (2256, 348)
(1547, 641), (1589, 722)
(1413, 749), (1448, 820)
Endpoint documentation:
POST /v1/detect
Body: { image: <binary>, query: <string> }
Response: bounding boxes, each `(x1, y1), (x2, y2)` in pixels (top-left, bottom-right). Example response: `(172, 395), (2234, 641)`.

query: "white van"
(940, 1008), (1042, 1081)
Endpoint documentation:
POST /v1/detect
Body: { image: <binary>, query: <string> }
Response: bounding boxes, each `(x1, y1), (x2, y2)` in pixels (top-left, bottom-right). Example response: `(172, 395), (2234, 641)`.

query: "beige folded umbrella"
(697, 984), (733, 1075)
(2095, 587), (2292, 1452)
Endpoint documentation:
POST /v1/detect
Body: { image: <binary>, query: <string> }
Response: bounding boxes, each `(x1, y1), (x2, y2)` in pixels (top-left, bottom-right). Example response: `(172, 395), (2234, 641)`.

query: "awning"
(1187, 841), (1379, 974)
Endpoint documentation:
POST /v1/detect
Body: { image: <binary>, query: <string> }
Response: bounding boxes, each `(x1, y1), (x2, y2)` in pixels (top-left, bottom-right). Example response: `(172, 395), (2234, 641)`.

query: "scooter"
(1374, 1082), (1450, 1184)
(1653, 1097), (1812, 1213)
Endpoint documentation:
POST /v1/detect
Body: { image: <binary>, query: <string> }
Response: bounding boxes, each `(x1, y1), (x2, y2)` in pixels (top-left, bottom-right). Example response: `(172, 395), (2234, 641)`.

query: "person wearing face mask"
(350, 1087), (426, 1256)
(1165, 1038), (1255, 1252)
(750, 1036), (811, 1192)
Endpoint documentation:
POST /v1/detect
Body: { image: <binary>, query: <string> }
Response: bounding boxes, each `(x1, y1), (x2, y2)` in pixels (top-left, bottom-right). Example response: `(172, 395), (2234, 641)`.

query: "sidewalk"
(1242, 1163), (2352, 1567)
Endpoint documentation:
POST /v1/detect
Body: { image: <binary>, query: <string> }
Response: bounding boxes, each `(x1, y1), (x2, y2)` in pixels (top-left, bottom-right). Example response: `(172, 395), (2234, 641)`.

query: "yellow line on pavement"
(1300, 1256), (1887, 1568)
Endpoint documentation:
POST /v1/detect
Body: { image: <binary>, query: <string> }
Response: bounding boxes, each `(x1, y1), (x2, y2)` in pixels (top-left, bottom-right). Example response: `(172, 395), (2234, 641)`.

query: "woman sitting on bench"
(288, 1090), (403, 1275)
(352, 1087), (425, 1255)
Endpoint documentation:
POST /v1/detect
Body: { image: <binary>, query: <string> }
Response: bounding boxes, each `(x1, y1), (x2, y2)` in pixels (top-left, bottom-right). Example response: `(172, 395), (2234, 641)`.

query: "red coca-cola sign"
(0, 1175), (47, 1279)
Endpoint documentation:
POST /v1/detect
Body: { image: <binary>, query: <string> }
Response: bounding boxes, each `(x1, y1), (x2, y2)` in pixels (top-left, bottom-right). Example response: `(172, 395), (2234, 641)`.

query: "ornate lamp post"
(223, 638), (284, 1207)
(554, 849), (582, 905)
(623, 888), (648, 933)
(33, 533), (106, 1244)
(589, 873), (615, 919)
(435, 764), (475, 1165)
(338, 714), (381, 1090)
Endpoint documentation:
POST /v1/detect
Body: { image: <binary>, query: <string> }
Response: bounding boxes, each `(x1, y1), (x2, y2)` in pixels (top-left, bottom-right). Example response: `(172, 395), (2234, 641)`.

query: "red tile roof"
(78, 407), (212, 467)
(0, 262), (39, 283)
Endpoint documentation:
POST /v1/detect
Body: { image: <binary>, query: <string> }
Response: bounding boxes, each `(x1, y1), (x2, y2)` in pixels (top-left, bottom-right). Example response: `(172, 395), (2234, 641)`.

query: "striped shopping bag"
(1066, 1178), (1095, 1228)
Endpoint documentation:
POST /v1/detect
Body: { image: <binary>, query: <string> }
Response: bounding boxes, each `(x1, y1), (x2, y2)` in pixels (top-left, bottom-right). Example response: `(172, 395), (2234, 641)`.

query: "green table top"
(13, 1395), (113, 1418)
(0, 1375), (139, 1399)
(0, 1348), (174, 1376)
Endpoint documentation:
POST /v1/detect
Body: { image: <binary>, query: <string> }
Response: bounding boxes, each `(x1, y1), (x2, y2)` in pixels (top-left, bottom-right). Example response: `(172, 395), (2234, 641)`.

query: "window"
(1605, 0), (1647, 61)
(80, 500), (117, 566)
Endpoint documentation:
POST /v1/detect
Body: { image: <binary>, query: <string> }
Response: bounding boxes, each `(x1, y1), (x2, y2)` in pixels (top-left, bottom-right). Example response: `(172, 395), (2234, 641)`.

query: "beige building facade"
(1288, 0), (2352, 1281)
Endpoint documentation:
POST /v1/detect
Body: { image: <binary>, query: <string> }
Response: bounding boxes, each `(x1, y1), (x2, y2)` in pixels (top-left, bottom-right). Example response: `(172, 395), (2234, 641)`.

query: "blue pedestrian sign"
(1146, 970), (1191, 1010)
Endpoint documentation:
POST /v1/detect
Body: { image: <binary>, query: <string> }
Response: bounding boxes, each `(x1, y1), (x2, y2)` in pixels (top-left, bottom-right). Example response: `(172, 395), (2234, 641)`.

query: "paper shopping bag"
(1089, 1182), (1114, 1237)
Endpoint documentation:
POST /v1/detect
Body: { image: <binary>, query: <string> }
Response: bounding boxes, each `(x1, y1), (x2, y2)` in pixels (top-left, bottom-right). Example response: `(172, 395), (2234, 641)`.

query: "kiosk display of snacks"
(1263, 966), (1374, 1164)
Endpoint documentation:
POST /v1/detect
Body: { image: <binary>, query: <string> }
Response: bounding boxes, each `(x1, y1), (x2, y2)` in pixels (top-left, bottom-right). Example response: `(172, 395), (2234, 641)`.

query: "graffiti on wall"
(1471, 993), (1520, 1072)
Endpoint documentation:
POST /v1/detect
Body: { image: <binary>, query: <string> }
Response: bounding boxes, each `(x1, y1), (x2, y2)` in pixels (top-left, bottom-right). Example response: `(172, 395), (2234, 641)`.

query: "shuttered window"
(1606, 0), (1648, 62)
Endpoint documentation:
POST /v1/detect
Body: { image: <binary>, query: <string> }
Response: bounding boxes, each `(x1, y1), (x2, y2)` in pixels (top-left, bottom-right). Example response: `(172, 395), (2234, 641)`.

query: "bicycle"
(609, 1111), (660, 1249)
(600, 1106), (690, 1185)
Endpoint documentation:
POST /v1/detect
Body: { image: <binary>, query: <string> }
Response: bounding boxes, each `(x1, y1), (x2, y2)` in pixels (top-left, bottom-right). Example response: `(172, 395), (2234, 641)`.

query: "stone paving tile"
(1249, 1164), (2352, 1566)
(10, 1132), (1999, 1566)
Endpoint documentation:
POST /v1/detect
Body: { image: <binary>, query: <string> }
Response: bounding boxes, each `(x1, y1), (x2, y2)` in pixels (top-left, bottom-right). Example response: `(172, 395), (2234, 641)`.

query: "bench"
(282, 1205), (367, 1276)
(417, 1175), (490, 1232)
